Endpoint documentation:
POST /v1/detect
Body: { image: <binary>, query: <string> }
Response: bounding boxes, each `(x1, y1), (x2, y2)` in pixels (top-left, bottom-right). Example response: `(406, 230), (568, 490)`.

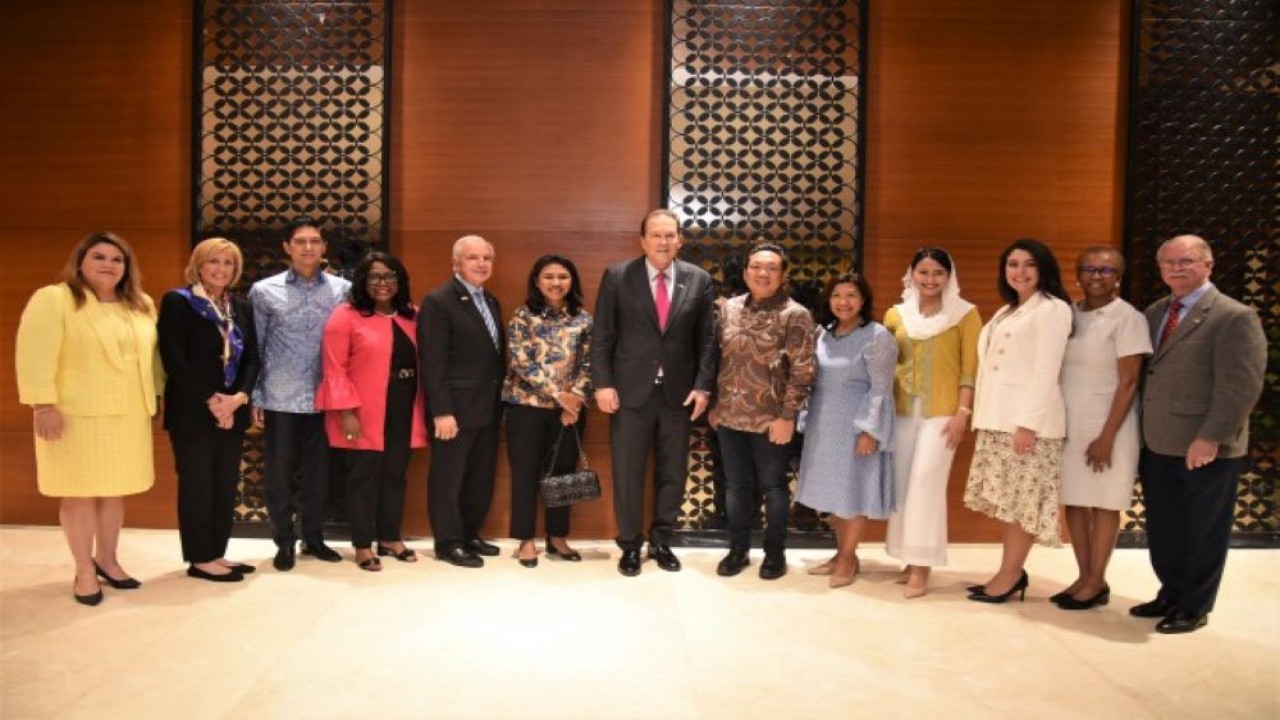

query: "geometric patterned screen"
(1124, 0), (1278, 545)
(665, 0), (866, 532)
(194, 0), (390, 279)
(194, 0), (391, 522)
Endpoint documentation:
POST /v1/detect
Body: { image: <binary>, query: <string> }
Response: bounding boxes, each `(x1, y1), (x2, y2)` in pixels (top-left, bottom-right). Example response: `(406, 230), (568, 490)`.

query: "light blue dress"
(795, 323), (898, 519)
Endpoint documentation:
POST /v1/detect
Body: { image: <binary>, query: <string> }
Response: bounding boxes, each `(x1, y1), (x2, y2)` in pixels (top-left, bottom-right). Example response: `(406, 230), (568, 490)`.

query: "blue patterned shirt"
(249, 269), (351, 413)
(502, 304), (593, 408)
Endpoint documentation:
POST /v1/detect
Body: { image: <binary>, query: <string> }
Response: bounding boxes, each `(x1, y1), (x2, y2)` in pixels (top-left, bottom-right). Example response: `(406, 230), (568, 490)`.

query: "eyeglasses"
(1079, 266), (1118, 277)
(368, 273), (399, 285)
(1159, 257), (1202, 270)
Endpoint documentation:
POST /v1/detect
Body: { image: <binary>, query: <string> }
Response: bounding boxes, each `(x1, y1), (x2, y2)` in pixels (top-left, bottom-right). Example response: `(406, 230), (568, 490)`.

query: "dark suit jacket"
(1141, 285), (1266, 458)
(157, 290), (260, 434)
(417, 278), (506, 429)
(591, 257), (717, 409)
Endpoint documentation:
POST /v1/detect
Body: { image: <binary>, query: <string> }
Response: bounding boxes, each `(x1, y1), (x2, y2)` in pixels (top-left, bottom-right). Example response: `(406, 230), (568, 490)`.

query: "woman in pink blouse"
(502, 254), (594, 568)
(315, 252), (428, 571)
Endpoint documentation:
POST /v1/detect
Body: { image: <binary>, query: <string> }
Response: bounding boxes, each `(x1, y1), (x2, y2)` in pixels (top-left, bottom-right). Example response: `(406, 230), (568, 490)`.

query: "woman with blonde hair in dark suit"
(158, 237), (261, 582)
(16, 231), (159, 605)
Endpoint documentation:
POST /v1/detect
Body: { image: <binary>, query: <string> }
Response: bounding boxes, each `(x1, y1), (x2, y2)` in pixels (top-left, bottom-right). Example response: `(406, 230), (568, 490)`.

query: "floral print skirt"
(964, 430), (1064, 547)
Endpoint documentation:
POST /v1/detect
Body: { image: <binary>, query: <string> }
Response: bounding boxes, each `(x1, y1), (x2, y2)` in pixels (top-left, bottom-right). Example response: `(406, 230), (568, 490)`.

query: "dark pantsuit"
(337, 373), (416, 549)
(170, 427), (245, 563)
(1139, 450), (1242, 616)
(717, 426), (792, 555)
(428, 418), (499, 553)
(610, 382), (690, 550)
(263, 410), (331, 547)
(505, 403), (587, 540)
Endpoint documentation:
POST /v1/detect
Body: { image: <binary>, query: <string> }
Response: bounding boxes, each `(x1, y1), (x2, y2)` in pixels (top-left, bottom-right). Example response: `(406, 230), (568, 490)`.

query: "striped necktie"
(473, 289), (500, 347)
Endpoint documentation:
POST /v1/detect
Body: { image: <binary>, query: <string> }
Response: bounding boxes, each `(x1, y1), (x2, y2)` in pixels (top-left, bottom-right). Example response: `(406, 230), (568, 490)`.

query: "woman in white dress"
(1054, 247), (1151, 610)
(883, 248), (981, 598)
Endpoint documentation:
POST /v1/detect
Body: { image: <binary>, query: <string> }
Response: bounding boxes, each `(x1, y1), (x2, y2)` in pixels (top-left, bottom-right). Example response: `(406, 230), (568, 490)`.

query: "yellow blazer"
(16, 284), (159, 416)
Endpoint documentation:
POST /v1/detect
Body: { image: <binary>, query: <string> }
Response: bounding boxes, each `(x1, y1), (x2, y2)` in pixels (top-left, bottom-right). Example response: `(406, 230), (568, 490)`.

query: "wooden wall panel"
(0, 1), (192, 527)
(1, 0), (1126, 545)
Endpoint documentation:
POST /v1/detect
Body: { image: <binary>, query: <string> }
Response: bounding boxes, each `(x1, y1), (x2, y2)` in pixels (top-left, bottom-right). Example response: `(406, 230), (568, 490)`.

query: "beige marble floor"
(0, 526), (1276, 720)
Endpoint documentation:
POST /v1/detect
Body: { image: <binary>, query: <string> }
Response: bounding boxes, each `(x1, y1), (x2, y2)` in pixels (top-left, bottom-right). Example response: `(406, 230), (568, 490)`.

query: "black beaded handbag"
(539, 425), (601, 508)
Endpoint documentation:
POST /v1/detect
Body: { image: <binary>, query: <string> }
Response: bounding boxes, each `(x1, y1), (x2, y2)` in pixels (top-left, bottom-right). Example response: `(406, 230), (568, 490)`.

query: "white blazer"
(971, 292), (1072, 438)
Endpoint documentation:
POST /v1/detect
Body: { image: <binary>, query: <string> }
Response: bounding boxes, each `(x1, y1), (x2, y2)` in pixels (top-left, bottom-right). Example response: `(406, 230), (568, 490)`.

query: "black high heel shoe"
(545, 537), (582, 562)
(1057, 585), (1110, 611)
(966, 570), (1029, 604)
(73, 577), (103, 606)
(94, 561), (141, 590)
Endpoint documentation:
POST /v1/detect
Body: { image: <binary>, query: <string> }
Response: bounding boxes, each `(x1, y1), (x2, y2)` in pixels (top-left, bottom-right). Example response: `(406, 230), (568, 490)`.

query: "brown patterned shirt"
(709, 291), (816, 433)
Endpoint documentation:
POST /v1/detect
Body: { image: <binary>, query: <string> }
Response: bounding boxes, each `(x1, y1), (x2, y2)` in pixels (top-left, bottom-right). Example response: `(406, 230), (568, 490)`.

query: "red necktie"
(655, 271), (670, 330)
(1158, 298), (1183, 348)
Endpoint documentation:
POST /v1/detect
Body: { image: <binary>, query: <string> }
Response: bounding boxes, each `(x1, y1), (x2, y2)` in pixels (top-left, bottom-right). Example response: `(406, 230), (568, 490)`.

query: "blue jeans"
(717, 426), (792, 555)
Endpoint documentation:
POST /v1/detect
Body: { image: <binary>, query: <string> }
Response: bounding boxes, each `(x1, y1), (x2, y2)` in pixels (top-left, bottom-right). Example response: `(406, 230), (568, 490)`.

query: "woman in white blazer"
(15, 232), (158, 606)
(963, 238), (1073, 603)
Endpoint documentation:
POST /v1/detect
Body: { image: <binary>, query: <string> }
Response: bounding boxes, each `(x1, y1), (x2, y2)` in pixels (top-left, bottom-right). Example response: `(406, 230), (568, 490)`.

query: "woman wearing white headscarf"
(882, 247), (981, 598)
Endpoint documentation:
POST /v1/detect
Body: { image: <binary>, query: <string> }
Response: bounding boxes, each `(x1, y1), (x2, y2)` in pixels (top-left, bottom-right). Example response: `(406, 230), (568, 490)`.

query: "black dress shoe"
(301, 542), (342, 563)
(716, 548), (750, 577)
(466, 538), (500, 557)
(436, 546), (484, 568)
(94, 561), (141, 590)
(759, 552), (788, 580)
(647, 544), (681, 572)
(1129, 597), (1176, 618)
(1048, 590), (1071, 605)
(187, 564), (245, 583)
(1057, 586), (1110, 611)
(73, 578), (103, 607)
(545, 538), (582, 562)
(618, 548), (642, 577)
(224, 562), (256, 574)
(1155, 611), (1208, 634)
(273, 544), (296, 572)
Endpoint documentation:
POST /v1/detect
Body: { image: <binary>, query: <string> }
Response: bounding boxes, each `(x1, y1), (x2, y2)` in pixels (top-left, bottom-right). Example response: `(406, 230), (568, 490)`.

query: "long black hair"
(525, 254), (584, 316)
(996, 238), (1070, 306)
(349, 251), (415, 318)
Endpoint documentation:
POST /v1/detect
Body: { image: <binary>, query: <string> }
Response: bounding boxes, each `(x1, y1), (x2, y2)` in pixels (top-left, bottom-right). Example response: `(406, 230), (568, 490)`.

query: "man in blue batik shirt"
(249, 219), (351, 571)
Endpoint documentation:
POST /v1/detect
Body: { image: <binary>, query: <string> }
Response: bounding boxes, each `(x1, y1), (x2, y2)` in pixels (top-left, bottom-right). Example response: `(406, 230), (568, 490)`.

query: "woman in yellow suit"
(16, 231), (159, 606)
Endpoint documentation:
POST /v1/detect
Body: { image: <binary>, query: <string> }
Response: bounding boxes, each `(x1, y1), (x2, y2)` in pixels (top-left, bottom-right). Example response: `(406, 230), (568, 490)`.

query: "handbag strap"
(545, 423), (589, 474)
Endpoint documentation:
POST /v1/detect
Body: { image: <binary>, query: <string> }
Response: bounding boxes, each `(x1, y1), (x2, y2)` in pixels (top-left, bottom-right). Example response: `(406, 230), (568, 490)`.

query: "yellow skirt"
(35, 370), (155, 498)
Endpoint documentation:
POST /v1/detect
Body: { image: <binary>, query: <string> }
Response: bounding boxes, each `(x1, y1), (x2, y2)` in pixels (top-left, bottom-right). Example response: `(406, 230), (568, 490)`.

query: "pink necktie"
(1158, 298), (1183, 348)
(655, 271), (670, 330)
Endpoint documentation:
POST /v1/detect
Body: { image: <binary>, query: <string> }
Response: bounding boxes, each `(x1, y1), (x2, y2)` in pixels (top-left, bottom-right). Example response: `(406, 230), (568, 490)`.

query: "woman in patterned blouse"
(502, 254), (594, 568)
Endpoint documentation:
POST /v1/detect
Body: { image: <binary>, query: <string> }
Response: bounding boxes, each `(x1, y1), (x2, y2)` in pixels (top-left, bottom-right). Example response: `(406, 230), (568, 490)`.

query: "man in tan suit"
(1132, 235), (1266, 634)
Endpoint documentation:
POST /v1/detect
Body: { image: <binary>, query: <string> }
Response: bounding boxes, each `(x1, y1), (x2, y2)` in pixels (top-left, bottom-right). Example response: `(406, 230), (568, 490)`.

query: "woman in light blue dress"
(795, 271), (898, 588)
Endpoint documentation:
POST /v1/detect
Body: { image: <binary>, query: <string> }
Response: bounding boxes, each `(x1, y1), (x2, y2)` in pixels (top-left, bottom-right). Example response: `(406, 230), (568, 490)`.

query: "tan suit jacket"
(1141, 286), (1265, 458)
(16, 284), (159, 416)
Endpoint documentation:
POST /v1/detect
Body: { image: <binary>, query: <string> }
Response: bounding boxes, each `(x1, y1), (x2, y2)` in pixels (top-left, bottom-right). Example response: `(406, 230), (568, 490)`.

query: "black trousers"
(263, 410), (331, 547)
(1139, 450), (1243, 616)
(336, 375), (415, 549)
(170, 425), (245, 563)
(505, 403), (587, 540)
(609, 382), (690, 550)
(427, 412), (500, 553)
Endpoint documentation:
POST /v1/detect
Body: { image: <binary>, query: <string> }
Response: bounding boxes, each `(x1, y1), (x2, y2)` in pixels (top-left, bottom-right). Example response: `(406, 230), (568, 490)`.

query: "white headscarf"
(893, 251), (976, 341)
